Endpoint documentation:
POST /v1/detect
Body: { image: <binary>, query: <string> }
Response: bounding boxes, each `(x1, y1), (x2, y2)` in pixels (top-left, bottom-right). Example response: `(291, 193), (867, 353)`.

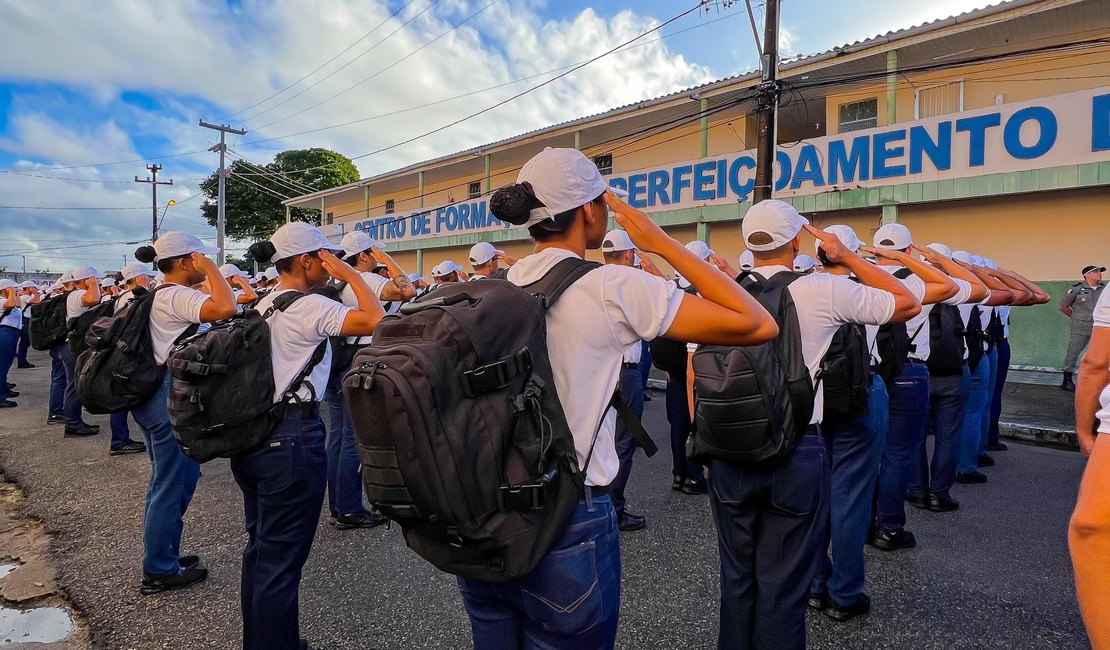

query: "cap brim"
(609, 187), (630, 198)
(194, 245), (220, 256)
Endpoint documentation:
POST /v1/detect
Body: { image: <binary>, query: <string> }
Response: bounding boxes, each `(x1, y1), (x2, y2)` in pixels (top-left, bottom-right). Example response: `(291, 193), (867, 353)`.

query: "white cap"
(873, 223), (913, 250)
(984, 258), (998, 270)
(263, 267), (279, 281)
(70, 266), (100, 282)
(154, 231), (219, 261)
(685, 240), (714, 260)
(601, 230), (635, 252)
(269, 222), (344, 262)
(49, 281), (62, 291)
(100, 277), (116, 288)
(633, 253), (642, 267)
(59, 271), (74, 283)
(253, 272), (266, 282)
(0, 279), (16, 291)
(218, 263), (248, 279)
(820, 225), (863, 253)
(18, 281), (36, 289)
(970, 254), (987, 266)
(340, 231), (385, 257)
(407, 273), (424, 282)
(738, 250), (755, 271)
(793, 254), (818, 272)
(469, 242), (505, 266)
(431, 260), (464, 278)
(926, 243), (953, 258)
(516, 148), (609, 227)
(952, 250), (973, 264)
(742, 200), (809, 251)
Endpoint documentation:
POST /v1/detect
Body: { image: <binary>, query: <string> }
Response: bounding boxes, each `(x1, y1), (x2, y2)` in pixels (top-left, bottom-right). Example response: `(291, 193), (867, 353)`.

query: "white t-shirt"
(507, 248), (683, 487)
(149, 285), (210, 366)
(114, 289), (136, 314)
(255, 289), (350, 403)
(20, 295), (33, 319)
(899, 273), (974, 362)
(622, 340), (642, 365)
(67, 289), (90, 319)
(748, 266), (896, 424)
(996, 305), (1011, 339)
(1, 300), (22, 330)
(865, 267), (928, 367)
(339, 271), (390, 345)
(958, 300), (989, 357)
(1092, 289), (1110, 434)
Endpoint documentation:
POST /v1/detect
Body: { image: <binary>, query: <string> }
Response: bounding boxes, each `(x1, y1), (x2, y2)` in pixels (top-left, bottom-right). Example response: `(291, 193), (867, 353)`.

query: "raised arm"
(321, 250), (386, 337)
(1076, 325), (1110, 456)
(371, 247), (417, 302)
(809, 225), (920, 323)
(866, 245), (958, 304)
(194, 254), (239, 322)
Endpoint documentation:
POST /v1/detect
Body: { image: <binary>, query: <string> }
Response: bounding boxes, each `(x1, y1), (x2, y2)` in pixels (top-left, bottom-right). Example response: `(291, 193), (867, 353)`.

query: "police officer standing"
(1060, 265), (1106, 391)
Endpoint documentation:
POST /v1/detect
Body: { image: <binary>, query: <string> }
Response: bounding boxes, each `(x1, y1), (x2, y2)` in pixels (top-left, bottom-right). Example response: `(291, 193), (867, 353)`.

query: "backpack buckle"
(462, 348), (532, 397)
(496, 476), (550, 511)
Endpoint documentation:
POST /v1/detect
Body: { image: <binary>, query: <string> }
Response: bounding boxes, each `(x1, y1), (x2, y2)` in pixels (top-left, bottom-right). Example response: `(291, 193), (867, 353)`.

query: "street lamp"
(155, 200), (177, 240)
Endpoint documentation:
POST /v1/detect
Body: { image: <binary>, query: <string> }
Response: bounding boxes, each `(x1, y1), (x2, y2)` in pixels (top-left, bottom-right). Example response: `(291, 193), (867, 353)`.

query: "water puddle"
(0, 605), (73, 644)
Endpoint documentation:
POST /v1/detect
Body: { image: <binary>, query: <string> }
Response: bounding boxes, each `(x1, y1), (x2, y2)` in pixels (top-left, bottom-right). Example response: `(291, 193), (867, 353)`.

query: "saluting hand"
(319, 249), (358, 282)
(912, 244), (946, 267)
(805, 224), (851, 265)
(603, 189), (671, 255)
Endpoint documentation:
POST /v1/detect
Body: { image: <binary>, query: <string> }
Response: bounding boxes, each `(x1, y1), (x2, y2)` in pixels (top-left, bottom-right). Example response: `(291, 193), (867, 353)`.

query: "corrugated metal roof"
(285, 0), (1076, 206)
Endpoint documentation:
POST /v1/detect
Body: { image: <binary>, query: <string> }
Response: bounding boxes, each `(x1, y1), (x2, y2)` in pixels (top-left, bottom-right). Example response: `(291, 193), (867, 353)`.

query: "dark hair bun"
(247, 241), (277, 263)
(490, 182), (541, 226)
(134, 245), (157, 264)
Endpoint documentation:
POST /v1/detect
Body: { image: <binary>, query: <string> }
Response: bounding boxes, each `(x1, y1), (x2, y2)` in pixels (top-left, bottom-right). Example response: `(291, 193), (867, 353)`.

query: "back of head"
(491, 148), (609, 242)
(741, 200), (809, 260)
(873, 223), (912, 252)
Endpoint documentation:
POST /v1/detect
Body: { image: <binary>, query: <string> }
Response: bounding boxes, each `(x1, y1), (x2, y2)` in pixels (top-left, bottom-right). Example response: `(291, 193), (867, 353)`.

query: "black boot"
(1061, 372), (1076, 392)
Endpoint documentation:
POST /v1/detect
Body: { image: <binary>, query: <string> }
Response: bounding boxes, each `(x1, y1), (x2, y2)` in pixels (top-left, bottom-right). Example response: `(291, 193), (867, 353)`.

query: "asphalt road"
(0, 351), (1091, 649)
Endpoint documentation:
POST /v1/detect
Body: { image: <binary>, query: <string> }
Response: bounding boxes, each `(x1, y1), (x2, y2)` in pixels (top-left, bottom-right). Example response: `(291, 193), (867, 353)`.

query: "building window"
(838, 98), (878, 133)
(325, 212), (334, 226)
(593, 153), (613, 176)
(915, 81), (964, 119)
(385, 199), (395, 215)
(468, 181), (481, 200)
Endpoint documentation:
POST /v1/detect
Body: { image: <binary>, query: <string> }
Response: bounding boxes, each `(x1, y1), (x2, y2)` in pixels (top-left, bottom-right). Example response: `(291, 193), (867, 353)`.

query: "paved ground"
(0, 350), (1091, 649)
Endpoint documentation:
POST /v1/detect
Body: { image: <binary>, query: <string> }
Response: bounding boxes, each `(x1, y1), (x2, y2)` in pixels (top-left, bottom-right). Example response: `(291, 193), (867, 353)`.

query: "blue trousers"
(875, 361), (930, 531)
(133, 373), (201, 576)
(48, 346), (66, 417)
(611, 366), (644, 516)
(0, 326), (18, 402)
(231, 408), (327, 650)
(988, 339), (1011, 447)
(958, 361), (991, 474)
(666, 377), (703, 482)
(710, 434), (829, 650)
(813, 374), (888, 605)
(110, 412), (132, 448)
(911, 371), (970, 500)
(16, 320), (30, 365)
(60, 344), (84, 427)
(979, 347), (998, 455)
(323, 373), (364, 516)
(638, 340), (652, 392)
(458, 494), (622, 650)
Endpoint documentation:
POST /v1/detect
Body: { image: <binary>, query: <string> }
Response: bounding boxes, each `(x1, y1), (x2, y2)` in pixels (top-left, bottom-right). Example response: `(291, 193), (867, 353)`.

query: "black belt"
(621, 362), (640, 369)
(283, 402), (320, 418)
(585, 484), (611, 499)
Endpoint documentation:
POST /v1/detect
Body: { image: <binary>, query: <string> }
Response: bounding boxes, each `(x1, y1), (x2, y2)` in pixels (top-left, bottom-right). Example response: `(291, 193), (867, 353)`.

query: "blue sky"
(0, 0), (992, 270)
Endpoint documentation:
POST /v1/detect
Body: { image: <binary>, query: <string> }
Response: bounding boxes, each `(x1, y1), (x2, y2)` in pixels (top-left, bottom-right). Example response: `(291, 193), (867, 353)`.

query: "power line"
(0, 205), (149, 210)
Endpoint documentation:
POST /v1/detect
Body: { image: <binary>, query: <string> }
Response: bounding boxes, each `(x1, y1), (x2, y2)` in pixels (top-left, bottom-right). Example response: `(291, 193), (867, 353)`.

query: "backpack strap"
(893, 267), (915, 280)
(522, 257), (601, 310)
(263, 291), (329, 404)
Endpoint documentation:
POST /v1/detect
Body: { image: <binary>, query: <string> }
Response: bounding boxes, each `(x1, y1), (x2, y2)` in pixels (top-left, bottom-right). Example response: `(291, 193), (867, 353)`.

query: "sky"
(0, 0), (996, 271)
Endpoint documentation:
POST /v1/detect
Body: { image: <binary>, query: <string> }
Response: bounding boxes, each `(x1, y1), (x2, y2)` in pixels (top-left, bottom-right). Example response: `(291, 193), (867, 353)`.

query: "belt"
(621, 362), (640, 369)
(584, 484), (611, 499)
(283, 401), (320, 418)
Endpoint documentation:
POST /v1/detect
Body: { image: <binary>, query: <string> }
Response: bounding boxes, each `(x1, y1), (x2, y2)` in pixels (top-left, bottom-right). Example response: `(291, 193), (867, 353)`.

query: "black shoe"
(824, 593), (871, 622)
(1061, 373), (1076, 392)
(140, 566), (208, 595)
(64, 424), (101, 437)
(956, 471), (988, 484)
(869, 526), (916, 551)
(17, 362), (35, 369)
(110, 440), (147, 455)
(927, 493), (959, 512)
(618, 512), (647, 532)
(681, 478), (708, 495)
(0, 401), (16, 409)
(808, 590), (828, 611)
(672, 475), (683, 491)
(4, 383), (13, 390)
(986, 442), (1008, 452)
(334, 510), (386, 530)
(906, 493), (929, 510)
(47, 415), (65, 426)
(643, 394), (652, 402)
(6, 391), (18, 398)
(179, 555), (200, 570)
(977, 453), (995, 467)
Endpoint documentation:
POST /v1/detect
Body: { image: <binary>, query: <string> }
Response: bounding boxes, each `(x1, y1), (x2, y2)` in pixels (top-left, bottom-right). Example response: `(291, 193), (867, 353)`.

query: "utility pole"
(752, 0), (780, 203)
(199, 120), (247, 265)
(135, 164), (173, 243)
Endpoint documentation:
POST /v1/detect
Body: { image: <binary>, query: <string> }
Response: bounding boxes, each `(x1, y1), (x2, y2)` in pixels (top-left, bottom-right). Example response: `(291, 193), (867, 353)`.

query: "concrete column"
(574, 130), (581, 150)
(363, 185), (370, 219)
(886, 50), (898, 126)
(416, 249), (424, 275)
(285, 205), (291, 224)
(484, 154), (491, 193)
(418, 172), (425, 209)
(700, 98), (709, 157)
(320, 197), (326, 226)
(697, 221), (711, 245)
(881, 204), (899, 225)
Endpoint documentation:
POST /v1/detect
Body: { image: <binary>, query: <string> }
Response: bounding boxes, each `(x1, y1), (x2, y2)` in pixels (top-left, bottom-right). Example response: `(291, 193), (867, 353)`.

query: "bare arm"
(926, 254), (989, 303)
(2, 289), (17, 310)
(605, 190), (778, 346)
(984, 268), (1033, 305)
(1076, 326), (1110, 456)
(194, 254), (238, 322)
(231, 276), (257, 304)
(80, 280), (101, 306)
(320, 250), (386, 337)
(959, 264), (1013, 307)
(1001, 269), (1050, 305)
(371, 247), (417, 302)
(809, 226), (920, 323)
(865, 245), (957, 304)
(635, 251), (668, 279)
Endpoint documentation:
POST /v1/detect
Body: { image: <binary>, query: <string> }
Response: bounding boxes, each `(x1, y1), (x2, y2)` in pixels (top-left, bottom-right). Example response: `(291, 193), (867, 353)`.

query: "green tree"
(201, 148), (360, 241)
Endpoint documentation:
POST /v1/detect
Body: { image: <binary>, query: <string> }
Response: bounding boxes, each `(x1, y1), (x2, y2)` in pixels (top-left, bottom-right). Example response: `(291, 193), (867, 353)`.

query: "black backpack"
(67, 299), (117, 358)
(985, 308), (1005, 349)
(343, 258), (643, 582)
(649, 281), (698, 377)
(926, 303), (966, 376)
(309, 280), (362, 378)
(688, 271), (815, 465)
(166, 291), (326, 463)
(76, 286), (178, 414)
(29, 293), (71, 350)
(822, 323), (871, 416)
(875, 268), (914, 384)
(964, 306), (986, 373)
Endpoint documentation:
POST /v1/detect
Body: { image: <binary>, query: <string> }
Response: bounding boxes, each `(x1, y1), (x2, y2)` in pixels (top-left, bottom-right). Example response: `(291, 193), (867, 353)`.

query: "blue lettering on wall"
(909, 123), (952, 174)
(1093, 93), (1110, 152)
(716, 159), (728, 198)
(774, 150), (792, 192)
(692, 161), (716, 201)
(955, 113), (1002, 167)
(789, 144), (825, 189)
(628, 173), (648, 208)
(728, 156), (755, 199)
(458, 202), (472, 229)
(435, 207), (447, 233)
(647, 170), (670, 206)
(872, 129), (907, 179)
(1003, 106), (1057, 160)
(672, 165), (693, 204)
(827, 136), (870, 184)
